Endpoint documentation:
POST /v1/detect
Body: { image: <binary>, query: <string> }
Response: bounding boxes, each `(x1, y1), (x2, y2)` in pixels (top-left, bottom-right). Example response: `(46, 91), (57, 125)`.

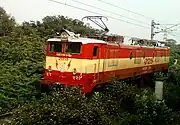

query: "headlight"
(73, 68), (77, 75)
(48, 66), (52, 71)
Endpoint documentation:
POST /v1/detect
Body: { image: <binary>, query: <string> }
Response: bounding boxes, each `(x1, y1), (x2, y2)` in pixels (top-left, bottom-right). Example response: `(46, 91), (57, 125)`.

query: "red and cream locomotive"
(41, 29), (170, 94)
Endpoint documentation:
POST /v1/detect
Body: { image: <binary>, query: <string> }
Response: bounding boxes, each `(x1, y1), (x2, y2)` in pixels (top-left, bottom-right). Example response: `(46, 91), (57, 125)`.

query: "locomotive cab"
(42, 29), (104, 93)
(43, 30), (84, 89)
(45, 40), (83, 77)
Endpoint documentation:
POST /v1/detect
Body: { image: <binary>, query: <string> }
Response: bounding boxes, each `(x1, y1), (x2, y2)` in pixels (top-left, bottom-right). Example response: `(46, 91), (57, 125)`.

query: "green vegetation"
(1, 6), (180, 125)
(0, 6), (99, 115)
(10, 84), (175, 125)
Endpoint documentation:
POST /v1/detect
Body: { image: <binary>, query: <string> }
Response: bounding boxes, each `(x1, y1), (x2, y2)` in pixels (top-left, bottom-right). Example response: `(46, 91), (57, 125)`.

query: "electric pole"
(151, 20), (160, 40)
(151, 20), (155, 41)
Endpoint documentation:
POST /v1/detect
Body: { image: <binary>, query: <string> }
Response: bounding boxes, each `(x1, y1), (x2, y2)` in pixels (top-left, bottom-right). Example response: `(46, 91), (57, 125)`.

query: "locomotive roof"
(47, 37), (170, 50)
(47, 29), (170, 50)
(47, 37), (107, 44)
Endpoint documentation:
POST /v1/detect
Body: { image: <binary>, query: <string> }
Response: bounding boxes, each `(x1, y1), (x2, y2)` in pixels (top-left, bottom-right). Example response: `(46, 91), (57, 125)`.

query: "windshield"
(49, 41), (82, 54)
(49, 42), (62, 52)
(64, 42), (82, 53)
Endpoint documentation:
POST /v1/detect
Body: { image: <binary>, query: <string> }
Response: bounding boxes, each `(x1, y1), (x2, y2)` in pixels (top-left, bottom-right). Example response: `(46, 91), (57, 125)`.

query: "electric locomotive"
(41, 29), (170, 93)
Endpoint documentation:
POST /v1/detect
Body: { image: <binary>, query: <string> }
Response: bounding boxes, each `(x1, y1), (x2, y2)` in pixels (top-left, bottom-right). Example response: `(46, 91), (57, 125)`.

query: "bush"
(163, 64), (180, 111)
(0, 35), (45, 114)
(10, 87), (110, 125)
(133, 91), (174, 125)
(9, 80), (177, 125)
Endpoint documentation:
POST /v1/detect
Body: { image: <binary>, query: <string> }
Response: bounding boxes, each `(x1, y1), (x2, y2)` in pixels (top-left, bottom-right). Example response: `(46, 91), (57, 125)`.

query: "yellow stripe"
(46, 56), (169, 73)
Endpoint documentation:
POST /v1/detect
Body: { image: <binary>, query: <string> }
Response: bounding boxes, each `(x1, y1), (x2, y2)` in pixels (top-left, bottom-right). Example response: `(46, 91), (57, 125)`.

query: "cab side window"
(130, 52), (133, 59)
(93, 46), (99, 56)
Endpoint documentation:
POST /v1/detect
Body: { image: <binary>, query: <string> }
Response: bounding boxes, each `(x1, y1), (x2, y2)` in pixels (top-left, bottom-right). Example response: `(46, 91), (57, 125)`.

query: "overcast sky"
(1, 0), (180, 42)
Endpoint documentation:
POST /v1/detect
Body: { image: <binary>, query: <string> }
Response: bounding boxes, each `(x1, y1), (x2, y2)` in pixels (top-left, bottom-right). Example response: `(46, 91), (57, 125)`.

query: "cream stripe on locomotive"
(45, 56), (169, 73)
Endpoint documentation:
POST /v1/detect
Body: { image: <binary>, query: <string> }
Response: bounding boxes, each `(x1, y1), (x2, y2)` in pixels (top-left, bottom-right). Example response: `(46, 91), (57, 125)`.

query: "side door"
(102, 45), (108, 82)
(92, 44), (101, 83)
(134, 49), (142, 65)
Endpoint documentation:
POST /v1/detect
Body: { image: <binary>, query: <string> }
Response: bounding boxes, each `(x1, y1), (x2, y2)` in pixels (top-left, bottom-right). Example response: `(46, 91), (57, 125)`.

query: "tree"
(0, 7), (16, 36)
(166, 39), (177, 47)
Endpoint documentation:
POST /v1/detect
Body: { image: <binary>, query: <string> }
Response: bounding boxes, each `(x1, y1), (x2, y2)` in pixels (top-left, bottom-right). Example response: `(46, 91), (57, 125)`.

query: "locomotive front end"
(41, 30), (86, 93)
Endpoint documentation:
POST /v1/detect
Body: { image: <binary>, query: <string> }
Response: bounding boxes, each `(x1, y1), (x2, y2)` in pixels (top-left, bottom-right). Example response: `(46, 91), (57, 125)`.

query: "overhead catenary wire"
(160, 24), (179, 25)
(163, 23), (180, 31)
(155, 23), (180, 34)
(97, 0), (154, 20)
(157, 23), (180, 39)
(71, 0), (149, 25)
(74, 0), (174, 33)
(97, 0), (170, 25)
(47, 0), (150, 29)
